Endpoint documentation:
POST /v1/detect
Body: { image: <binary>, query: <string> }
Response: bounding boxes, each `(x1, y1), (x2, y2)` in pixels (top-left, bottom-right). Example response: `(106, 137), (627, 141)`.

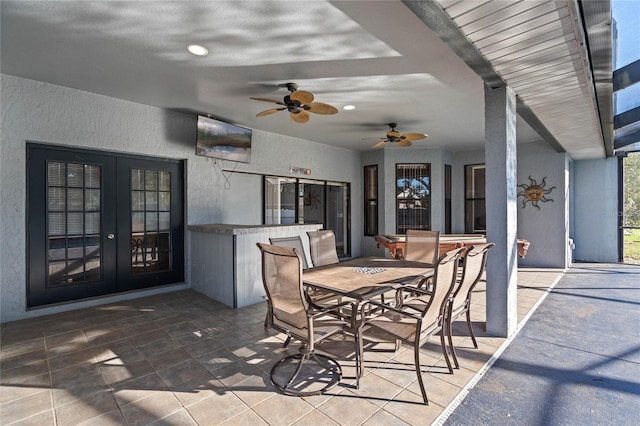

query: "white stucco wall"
(0, 74), (362, 322)
(573, 158), (619, 262)
(516, 142), (570, 268)
(453, 141), (572, 268)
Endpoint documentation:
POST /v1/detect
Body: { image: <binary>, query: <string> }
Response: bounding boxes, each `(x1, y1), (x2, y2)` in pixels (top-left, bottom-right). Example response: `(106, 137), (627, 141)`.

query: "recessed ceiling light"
(343, 105), (356, 110)
(187, 44), (208, 56)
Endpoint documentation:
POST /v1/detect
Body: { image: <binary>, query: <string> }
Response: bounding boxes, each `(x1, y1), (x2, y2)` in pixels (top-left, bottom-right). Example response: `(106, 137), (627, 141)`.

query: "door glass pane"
(85, 189), (101, 211)
(159, 192), (170, 210)
(132, 168), (171, 275)
(67, 164), (84, 187)
(48, 187), (66, 211)
(68, 188), (83, 210)
(85, 165), (101, 188)
(158, 212), (170, 231)
(145, 170), (158, 190)
(159, 171), (170, 191)
(145, 191), (158, 210)
(47, 161), (102, 286)
(131, 169), (144, 190)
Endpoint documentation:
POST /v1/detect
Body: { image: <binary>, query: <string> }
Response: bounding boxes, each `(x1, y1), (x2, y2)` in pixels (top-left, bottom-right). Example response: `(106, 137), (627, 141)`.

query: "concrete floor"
(1, 269), (563, 426)
(443, 263), (640, 426)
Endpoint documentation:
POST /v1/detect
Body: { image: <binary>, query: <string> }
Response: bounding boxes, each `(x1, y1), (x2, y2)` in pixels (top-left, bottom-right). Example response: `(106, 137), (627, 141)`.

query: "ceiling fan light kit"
(250, 82), (338, 124)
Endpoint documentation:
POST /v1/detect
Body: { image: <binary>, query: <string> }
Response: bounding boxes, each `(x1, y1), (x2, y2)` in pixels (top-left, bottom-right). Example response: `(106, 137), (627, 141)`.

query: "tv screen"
(195, 115), (252, 163)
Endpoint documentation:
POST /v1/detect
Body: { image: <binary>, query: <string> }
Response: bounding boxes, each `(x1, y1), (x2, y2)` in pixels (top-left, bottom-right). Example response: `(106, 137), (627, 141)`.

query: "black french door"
(27, 144), (184, 307)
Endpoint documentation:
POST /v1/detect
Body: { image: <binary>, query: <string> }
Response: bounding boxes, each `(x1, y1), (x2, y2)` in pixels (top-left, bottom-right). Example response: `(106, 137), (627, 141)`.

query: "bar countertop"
(188, 223), (322, 235)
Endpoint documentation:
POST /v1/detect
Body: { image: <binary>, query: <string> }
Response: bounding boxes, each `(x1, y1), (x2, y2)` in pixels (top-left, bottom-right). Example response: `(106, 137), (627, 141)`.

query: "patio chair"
(357, 247), (465, 404)
(269, 236), (312, 269)
(268, 235), (342, 323)
(256, 242), (358, 396)
(307, 230), (339, 266)
(446, 243), (494, 368)
(404, 229), (440, 291)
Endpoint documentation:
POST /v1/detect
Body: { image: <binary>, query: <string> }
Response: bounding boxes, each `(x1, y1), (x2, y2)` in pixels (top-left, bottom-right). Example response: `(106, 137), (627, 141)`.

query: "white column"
(484, 84), (518, 337)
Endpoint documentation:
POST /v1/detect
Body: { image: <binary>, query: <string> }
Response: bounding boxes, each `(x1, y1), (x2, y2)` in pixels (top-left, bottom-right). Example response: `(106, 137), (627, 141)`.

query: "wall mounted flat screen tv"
(195, 115), (252, 163)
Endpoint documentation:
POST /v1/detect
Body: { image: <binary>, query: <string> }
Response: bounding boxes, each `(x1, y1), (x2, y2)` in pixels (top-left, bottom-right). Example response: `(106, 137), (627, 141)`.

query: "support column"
(484, 84), (518, 337)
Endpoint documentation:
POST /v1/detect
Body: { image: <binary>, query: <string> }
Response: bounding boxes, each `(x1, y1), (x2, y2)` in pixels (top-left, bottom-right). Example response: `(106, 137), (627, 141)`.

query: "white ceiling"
(0, 1), (606, 157)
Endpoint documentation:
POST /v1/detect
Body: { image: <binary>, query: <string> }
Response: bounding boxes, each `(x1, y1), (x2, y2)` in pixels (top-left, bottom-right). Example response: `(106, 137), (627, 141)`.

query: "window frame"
(364, 164), (378, 236)
(395, 163), (431, 234)
(464, 163), (486, 234)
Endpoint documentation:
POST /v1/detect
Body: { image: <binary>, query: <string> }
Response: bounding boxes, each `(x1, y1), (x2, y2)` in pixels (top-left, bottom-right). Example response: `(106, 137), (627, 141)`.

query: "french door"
(27, 144), (184, 307)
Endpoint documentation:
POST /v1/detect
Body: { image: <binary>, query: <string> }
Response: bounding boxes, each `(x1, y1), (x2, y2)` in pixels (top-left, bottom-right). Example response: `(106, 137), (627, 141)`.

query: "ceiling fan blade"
(402, 133), (427, 141)
(289, 90), (314, 104)
(372, 140), (388, 149)
(387, 131), (401, 138)
(290, 110), (310, 123)
(250, 97), (286, 105)
(306, 102), (338, 115)
(396, 140), (412, 147)
(256, 108), (285, 117)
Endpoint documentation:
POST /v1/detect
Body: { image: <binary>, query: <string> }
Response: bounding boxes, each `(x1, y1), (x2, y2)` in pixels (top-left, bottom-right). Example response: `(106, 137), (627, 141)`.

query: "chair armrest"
(396, 286), (433, 306)
(359, 299), (422, 322)
(398, 286), (433, 297)
(308, 300), (354, 318)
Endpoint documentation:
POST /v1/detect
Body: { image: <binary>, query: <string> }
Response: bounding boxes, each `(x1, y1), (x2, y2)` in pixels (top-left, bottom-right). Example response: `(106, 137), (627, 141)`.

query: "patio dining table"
(303, 256), (435, 375)
(302, 256), (434, 302)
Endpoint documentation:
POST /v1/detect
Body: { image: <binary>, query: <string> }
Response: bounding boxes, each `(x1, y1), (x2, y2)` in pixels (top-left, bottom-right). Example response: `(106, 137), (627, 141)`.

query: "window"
(396, 163), (431, 234)
(364, 165), (378, 236)
(264, 176), (350, 257)
(465, 164), (486, 233)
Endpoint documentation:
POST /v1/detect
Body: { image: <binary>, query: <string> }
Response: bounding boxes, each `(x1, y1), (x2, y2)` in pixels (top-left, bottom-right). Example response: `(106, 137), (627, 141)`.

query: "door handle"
(107, 233), (115, 240)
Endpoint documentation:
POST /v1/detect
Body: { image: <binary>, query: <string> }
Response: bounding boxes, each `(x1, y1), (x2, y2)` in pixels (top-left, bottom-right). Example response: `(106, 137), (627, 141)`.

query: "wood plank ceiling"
(436, 0), (607, 159)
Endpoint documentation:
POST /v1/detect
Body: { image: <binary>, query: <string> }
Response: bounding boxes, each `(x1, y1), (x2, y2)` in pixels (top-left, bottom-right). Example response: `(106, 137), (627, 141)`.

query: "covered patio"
(1, 269), (562, 425)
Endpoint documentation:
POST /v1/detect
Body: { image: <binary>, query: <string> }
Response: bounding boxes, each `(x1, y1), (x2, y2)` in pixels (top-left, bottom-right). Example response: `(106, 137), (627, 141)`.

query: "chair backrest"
(269, 235), (311, 269)
(256, 243), (308, 331)
(404, 230), (440, 265)
(451, 243), (494, 312)
(307, 230), (339, 267)
(420, 247), (465, 328)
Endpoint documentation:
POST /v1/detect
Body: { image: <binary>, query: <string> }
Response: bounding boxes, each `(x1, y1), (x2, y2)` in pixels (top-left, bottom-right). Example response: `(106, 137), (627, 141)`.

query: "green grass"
(623, 228), (640, 264)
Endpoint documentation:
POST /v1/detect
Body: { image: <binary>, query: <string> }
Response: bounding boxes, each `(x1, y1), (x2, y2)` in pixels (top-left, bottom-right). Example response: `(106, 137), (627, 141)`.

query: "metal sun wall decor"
(517, 176), (556, 209)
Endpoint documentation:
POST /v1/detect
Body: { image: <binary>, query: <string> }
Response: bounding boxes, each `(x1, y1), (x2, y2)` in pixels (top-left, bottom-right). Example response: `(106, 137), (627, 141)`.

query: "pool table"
(374, 234), (530, 259)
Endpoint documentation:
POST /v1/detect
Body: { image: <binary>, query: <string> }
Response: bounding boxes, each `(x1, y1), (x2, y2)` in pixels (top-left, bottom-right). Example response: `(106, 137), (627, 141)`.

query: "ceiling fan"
(250, 83), (338, 123)
(367, 123), (428, 149)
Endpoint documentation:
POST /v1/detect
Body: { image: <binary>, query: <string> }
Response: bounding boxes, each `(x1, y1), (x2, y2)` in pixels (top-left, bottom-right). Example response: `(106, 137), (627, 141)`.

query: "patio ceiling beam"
(580, 0), (614, 157)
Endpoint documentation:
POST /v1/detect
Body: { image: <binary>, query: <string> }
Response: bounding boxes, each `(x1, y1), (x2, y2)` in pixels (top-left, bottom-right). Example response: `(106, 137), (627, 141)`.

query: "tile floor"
(0, 268), (563, 426)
